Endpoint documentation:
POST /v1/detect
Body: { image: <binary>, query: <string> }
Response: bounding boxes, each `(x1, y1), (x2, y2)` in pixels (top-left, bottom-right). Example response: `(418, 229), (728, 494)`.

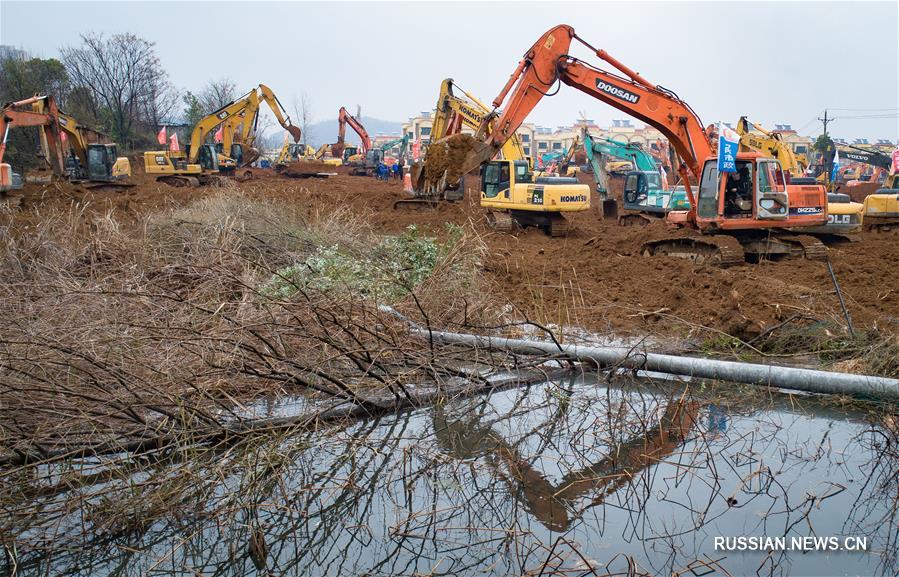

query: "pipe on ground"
(382, 309), (899, 400)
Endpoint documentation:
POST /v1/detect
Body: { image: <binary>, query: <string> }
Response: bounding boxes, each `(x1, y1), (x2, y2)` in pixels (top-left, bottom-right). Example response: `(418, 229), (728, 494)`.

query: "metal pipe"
(381, 309), (899, 400)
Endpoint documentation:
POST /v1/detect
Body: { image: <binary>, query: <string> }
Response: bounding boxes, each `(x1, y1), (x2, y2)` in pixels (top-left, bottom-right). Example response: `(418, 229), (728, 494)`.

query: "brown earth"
(839, 181), (882, 203)
(4, 162), (898, 341)
(422, 134), (478, 187)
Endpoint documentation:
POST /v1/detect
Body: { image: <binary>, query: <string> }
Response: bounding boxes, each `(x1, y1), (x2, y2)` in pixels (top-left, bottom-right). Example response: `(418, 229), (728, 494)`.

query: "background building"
(401, 114), (666, 160)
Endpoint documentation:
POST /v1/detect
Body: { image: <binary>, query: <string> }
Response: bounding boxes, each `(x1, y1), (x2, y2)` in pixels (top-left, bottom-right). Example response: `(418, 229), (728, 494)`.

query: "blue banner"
(830, 147), (840, 182)
(717, 124), (739, 173)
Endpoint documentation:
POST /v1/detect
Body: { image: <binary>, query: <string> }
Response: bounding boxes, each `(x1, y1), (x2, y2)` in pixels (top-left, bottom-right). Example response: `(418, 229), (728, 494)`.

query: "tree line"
(0, 33), (255, 169)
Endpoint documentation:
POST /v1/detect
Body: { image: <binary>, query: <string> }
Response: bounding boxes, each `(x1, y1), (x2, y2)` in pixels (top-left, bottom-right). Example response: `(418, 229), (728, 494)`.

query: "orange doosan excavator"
(331, 108), (366, 158)
(331, 106), (385, 176)
(439, 24), (830, 265)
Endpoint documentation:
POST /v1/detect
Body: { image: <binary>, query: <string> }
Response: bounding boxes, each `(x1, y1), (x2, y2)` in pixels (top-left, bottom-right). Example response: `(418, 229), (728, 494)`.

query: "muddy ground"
(4, 163), (898, 341)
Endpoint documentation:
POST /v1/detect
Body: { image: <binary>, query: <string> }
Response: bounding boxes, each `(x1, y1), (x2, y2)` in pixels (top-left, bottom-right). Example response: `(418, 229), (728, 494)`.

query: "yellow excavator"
(863, 170), (899, 231)
(146, 85), (300, 187)
(1, 95), (131, 192)
(396, 78), (589, 236)
(220, 84), (302, 168)
(428, 78), (528, 163)
(736, 117), (863, 235)
(276, 142), (314, 166)
(32, 98), (132, 190)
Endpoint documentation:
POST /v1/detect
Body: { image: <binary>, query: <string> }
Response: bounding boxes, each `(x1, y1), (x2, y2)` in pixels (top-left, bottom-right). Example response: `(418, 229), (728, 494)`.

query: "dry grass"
(0, 191), (500, 465)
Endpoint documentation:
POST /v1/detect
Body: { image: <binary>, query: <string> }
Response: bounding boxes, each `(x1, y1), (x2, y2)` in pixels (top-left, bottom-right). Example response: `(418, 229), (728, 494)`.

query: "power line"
(832, 114), (899, 120)
(828, 108), (899, 112)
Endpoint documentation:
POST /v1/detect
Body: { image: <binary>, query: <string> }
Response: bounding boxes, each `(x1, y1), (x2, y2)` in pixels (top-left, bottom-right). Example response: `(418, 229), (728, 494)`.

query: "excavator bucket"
(602, 198), (619, 219)
(285, 125), (302, 143)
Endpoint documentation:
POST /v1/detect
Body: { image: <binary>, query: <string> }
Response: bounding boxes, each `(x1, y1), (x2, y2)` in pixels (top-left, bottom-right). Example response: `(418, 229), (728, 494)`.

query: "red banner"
(157, 126), (167, 146)
(169, 133), (180, 152)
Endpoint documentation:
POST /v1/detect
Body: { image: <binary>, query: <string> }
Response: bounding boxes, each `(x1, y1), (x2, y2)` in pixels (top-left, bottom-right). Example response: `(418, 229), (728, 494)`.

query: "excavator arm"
(586, 133), (657, 172)
(312, 143), (325, 160)
(482, 26), (711, 177)
(735, 116), (807, 176)
(433, 78), (527, 162)
(838, 144), (892, 170)
(258, 84), (302, 143)
(333, 107), (371, 161)
(186, 90), (260, 164)
(31, 97), (94, 169)
(219, 85), (301, 168)
(377, 134), (411, 161)
(0, 95), (66, 175)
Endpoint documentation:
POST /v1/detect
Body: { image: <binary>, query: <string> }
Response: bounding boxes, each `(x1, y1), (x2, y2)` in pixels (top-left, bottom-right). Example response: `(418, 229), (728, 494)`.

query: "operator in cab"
(724, 163), (753, 216)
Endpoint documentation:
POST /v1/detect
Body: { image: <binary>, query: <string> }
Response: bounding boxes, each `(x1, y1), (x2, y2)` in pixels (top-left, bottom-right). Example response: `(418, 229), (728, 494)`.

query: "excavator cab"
(692, 157), (793, 224)
(623, 172), (649, 205)
(480, 159), (589, 236)
(85, 144), (130, 182)
(195, 144), (221, 172)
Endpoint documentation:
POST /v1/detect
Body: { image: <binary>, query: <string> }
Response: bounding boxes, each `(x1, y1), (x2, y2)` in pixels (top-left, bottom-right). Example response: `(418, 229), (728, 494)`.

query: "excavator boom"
(433, 78), (527, 162)
(423, 24), (828, 262)
(736, 116), (807, 177)
(258, 84), (302, 143)
(219, 84), (301, 168)
(333, 107), (371, 161)
(187, 89), (258, 164)
(453, 24), (712, 214)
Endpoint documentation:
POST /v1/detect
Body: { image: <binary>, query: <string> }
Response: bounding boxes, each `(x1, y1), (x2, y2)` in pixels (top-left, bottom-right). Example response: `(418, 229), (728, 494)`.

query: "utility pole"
(817, 109), (835, 185)
(818, 109), (833, 136)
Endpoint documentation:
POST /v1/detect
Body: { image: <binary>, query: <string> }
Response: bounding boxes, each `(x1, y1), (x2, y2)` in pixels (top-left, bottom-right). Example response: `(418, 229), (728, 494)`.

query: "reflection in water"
(4, 374), (898, 576)
(433, 391), (699, 532)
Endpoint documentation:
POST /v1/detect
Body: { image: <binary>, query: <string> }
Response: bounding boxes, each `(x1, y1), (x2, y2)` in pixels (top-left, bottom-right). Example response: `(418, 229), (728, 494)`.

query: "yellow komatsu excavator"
(736, 116), (863, 236)
(396, 78), (589, 236)
(428, 78), (528, 163)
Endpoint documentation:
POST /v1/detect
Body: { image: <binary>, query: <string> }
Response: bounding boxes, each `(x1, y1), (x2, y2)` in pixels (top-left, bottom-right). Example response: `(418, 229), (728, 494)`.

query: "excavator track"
(486, 210), (515, 233)
(545, 213), (570, 237)
(641, 235), (746, 267)
(775, 234), (828, 261)
(83, 182), (136, 193)
(393, 198), (440, 210)
(157, 175), (200, 188)
(617, 213), (653, 227)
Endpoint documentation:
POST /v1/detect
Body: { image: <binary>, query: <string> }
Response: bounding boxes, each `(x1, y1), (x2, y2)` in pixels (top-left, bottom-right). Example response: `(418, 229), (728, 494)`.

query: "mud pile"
(423, 134), (478, 188)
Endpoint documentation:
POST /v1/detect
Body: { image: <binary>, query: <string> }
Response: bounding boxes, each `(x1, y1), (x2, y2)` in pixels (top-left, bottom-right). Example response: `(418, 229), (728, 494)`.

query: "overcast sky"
(2, 1), (897, 141)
